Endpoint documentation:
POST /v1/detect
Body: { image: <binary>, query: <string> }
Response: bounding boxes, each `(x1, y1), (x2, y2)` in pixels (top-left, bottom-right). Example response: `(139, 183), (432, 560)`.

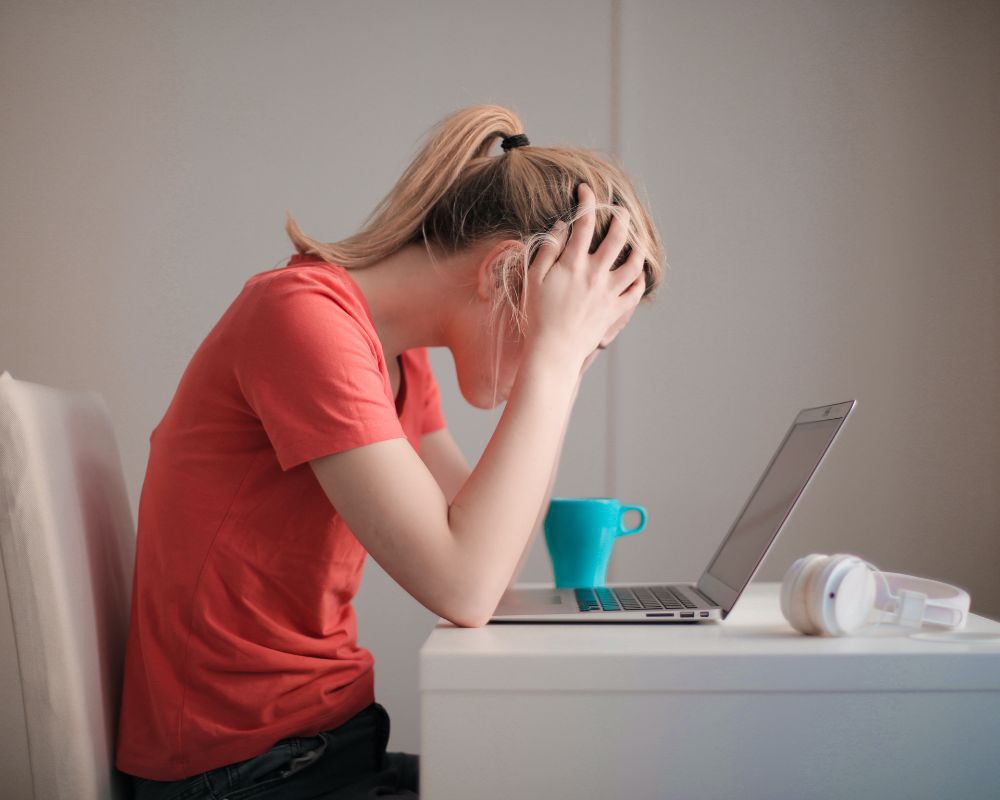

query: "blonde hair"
(285, 105), (666, 398)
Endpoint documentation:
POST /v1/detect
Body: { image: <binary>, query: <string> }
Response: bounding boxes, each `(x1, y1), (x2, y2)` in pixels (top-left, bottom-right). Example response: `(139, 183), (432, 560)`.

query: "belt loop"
(373, 703), (391, 768)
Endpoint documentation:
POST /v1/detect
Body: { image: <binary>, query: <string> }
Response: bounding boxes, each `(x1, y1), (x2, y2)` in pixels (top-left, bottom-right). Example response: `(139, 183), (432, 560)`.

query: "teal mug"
(544, 497), (647, 588)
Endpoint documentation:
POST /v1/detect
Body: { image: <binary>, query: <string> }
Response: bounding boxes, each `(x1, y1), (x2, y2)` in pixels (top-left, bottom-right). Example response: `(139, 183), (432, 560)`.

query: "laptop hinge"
(690, 585), (717, 607)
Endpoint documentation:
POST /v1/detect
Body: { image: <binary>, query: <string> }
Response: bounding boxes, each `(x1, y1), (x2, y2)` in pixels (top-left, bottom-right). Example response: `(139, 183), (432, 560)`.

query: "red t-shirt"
(116, 254), (447, 780)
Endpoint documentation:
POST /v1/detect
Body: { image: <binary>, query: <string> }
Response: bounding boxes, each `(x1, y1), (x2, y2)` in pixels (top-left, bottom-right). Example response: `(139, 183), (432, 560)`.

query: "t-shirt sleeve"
(235, 273), (406, 471)
(418, 349), (447, 436)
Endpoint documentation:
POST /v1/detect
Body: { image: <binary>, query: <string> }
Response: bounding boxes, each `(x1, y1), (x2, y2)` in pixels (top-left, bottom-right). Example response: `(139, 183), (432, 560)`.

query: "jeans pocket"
(219, 736), (328, 800)
(281, 736), (329, 779)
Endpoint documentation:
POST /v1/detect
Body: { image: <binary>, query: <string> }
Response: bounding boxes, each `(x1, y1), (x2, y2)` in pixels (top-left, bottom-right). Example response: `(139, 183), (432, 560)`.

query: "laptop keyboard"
(575, 585), (700, 612)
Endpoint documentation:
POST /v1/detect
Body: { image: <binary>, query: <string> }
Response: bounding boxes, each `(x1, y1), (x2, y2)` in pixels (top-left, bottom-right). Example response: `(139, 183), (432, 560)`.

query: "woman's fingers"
(622, 269), (646, 305)
(529, 220), (568, 283)
(594, 206), (631, 272)
(520, 181), (646, 369)
(560, 183), (597, 268)
(611, 245), (647, 296)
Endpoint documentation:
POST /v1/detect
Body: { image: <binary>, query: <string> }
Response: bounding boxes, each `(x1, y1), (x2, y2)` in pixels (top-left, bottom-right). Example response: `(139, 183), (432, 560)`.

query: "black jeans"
(128, 703), (418, 799)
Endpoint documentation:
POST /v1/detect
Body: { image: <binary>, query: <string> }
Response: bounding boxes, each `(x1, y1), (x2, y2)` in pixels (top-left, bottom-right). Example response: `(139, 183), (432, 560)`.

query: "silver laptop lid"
(697, 401), (856, 618)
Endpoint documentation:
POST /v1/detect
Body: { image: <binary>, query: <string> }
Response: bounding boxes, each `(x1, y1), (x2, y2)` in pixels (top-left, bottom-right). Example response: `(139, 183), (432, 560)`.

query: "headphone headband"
(874, 571), (970, 628)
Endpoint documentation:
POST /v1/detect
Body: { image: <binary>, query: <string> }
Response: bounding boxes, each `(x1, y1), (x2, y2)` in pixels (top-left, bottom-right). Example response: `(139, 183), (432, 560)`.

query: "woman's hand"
(578, 302), (638, 377)
(523, 183), (646, 370)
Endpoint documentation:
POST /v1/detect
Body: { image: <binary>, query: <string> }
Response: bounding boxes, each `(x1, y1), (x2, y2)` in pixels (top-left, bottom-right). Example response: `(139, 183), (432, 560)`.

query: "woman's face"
(445, 278), (637, 409)
(449, 298), (526, 409)
(442, 240), (637, 409)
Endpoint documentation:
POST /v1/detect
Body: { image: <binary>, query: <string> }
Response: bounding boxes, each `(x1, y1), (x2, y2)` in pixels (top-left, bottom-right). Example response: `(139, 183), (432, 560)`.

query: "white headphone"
(780, 553), (971, 636)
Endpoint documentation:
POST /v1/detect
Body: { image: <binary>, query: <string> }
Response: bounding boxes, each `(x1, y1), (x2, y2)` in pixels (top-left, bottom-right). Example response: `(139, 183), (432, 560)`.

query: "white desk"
(420, 582), (1000, 799)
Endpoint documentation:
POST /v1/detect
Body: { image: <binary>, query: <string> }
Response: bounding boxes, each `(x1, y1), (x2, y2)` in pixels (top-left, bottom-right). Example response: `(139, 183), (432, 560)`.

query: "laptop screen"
(703, 417), (844, 592)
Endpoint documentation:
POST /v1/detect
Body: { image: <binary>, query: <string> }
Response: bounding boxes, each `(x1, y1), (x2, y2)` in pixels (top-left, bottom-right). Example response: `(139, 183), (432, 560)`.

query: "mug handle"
(618, 505), (647, 537)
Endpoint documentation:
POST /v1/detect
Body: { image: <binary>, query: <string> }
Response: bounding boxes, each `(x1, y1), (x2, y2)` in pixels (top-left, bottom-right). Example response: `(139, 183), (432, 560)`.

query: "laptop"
(491, 400), (856, 623)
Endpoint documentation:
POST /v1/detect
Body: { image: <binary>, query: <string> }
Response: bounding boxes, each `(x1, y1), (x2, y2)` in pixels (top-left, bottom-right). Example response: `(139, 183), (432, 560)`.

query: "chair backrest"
(0, 371), (135, 800)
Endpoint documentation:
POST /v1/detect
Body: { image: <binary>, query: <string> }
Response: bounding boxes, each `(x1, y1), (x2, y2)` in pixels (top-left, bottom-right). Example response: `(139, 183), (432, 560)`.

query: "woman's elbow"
(446, 612), (490, 628)
(419, 555), (505, 627)
(438, 589), (498, 628)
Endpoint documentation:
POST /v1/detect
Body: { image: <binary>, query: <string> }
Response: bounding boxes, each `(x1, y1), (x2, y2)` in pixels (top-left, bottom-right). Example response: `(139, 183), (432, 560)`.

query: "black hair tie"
(501, 133), (530, 152)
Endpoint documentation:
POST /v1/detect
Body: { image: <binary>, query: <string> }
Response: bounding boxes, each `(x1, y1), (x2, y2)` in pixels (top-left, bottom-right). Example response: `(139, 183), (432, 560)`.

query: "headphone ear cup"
(828, 563), (877, 635)
(803, 555), (849, 635)
(807, 554), (866, 636)
(781, 555), (829, 635)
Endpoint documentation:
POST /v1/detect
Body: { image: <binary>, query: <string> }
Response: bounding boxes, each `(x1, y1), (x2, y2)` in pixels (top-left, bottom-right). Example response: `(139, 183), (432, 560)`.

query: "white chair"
(0, 371), (135, 799)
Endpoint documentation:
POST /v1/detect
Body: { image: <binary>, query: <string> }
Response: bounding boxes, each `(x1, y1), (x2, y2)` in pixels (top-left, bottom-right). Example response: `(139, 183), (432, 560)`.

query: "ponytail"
(286, 103), (666, 328)
(286, 106), (525, 268)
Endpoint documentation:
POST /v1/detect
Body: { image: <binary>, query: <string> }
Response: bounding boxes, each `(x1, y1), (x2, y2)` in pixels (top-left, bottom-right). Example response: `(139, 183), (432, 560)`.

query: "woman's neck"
(346, 243), (484, 363)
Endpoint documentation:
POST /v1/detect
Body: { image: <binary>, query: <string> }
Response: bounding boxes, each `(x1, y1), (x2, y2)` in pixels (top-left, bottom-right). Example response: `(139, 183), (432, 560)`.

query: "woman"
(116, 104), (665, 799)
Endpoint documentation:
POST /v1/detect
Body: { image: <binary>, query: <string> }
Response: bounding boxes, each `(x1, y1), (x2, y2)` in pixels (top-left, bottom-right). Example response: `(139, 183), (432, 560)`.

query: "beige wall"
(1, 0), (997, 756)
(610, 0), (1000, 627)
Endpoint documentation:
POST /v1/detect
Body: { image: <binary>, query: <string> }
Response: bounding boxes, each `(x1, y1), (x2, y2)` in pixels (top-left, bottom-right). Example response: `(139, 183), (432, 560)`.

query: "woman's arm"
(310, 188), (646, 626)
(508, 337), (623, 590)
(421, 375), (585, 591)
(419, 428), (471, 504)
(310, 347), (581, 627)
(506, 374), (580, 590)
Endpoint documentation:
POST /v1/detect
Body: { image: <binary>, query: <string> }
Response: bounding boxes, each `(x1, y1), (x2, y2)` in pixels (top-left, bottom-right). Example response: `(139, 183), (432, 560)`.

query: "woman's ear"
(474, 239), (523, 301)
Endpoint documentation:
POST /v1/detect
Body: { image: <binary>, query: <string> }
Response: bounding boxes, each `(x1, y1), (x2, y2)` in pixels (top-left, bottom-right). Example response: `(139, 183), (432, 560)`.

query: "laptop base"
(490, 584), (723, 624)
